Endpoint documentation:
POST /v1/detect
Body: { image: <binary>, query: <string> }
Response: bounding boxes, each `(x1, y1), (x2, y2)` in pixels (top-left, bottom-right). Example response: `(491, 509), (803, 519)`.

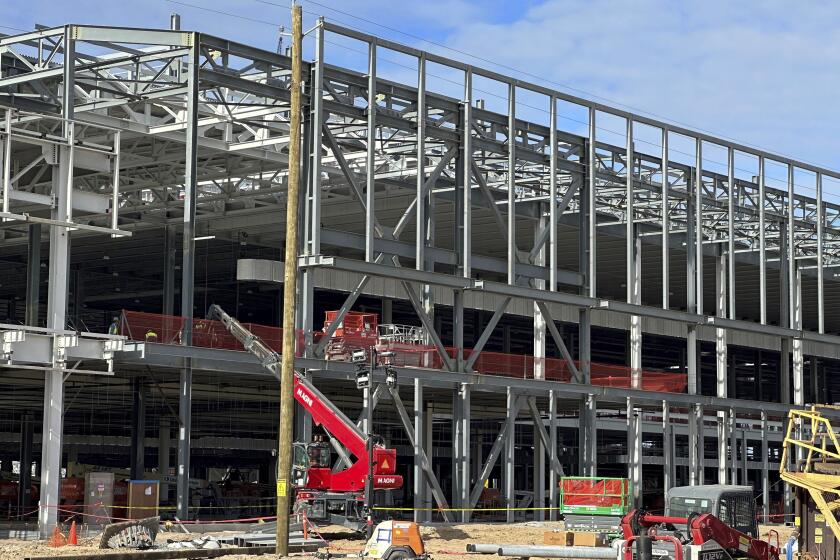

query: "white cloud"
(431, 0), (840, 175)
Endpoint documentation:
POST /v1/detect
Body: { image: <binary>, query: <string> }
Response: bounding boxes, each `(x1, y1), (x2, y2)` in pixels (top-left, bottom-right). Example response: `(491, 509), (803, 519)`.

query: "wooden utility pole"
(276, 2), (302, 556)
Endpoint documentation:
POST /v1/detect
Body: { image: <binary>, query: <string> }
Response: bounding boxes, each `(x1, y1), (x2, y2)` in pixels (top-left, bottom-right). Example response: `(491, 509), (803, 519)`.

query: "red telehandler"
(207, 305), (403, 531)
(617, 485), (780, 560)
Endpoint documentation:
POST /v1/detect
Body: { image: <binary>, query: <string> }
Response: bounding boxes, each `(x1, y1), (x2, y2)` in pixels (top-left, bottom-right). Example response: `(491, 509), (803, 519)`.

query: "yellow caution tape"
(373, 506), (559, 512)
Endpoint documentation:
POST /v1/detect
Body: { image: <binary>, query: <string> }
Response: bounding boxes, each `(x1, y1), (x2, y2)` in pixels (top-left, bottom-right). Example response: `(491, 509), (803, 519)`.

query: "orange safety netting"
(560, 478), (629, 507)
(118, 311), (686, 393)
(119, 311), (322, 356)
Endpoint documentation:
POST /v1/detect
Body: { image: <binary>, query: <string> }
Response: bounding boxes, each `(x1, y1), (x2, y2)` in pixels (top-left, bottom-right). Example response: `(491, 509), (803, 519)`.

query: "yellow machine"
(780, 404), (840, 544)
(361, 520), (426, 560)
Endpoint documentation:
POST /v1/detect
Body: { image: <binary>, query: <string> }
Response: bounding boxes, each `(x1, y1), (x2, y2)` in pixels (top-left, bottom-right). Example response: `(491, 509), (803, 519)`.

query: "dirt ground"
(0, 522), (795, 560)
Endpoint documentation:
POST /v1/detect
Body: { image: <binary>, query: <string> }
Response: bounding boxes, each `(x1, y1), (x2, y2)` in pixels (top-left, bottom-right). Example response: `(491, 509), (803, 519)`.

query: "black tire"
(385, 546), (414, 560)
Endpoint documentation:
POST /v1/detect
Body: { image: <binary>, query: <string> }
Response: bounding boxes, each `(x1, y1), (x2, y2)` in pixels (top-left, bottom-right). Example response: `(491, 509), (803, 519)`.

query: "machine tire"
(385, 546), (414, 560)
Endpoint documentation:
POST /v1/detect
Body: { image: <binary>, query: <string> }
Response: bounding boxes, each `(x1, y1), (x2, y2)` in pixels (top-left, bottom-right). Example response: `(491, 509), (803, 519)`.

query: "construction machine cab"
(666, 484), (757, 537)
(291, 441), (332, 486)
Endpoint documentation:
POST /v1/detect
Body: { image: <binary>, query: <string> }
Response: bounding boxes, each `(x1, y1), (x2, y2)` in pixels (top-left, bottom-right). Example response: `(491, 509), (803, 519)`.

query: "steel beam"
(468, 394), (523, 509)
(386, 386), (452, 522)
(535, 301), (580, 382)
(465, 297), (511, 371)
(527, 397), (565, 479)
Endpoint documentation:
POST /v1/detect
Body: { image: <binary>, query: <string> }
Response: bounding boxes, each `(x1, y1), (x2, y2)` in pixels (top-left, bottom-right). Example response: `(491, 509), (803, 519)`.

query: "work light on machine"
(351, 349), (367, 363)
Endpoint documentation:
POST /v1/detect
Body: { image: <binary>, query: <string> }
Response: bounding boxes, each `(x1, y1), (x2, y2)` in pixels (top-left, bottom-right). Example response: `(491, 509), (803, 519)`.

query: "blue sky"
(2, 0), (839, 187)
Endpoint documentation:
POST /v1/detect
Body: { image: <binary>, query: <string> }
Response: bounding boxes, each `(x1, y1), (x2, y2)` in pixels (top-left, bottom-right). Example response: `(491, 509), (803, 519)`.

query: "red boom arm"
(293, 376), (402, 493)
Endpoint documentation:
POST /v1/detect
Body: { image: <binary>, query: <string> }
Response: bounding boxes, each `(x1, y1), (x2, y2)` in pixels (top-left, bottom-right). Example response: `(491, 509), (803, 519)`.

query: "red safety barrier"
(119, 311), (322, 356)
(117, 310), (686, 393)
(561, 478), (630, 508)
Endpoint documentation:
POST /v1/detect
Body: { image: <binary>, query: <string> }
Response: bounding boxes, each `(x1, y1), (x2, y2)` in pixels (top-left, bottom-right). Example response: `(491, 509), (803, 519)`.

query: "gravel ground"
(0, 522), (794, 560)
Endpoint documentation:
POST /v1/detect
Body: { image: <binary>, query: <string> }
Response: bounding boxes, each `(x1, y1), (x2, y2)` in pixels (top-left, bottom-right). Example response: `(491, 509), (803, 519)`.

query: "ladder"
(780, 405), (840, 542)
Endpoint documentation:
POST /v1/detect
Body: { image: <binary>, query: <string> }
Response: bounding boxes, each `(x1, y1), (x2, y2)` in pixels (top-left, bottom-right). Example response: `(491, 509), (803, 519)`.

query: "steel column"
(534, 424), (545, 521)
(549, 96), (558, 291)
(507, 83), (516, 285)
(18, 412), (33, 512)
(462, 69), (472, 278)
(158, 418), (170, 503)
(505, 388), (516, 523)
(792, 268), (804, 407)
(817, 172), (825, 334)
(453, 289), (464, 371)
(740, 428), (748, 486)
(758, 157), (767, 324)
(581, 393), (597, 477)
(727, 147), (736, 319)
(695, 139), (704, 315)
(716, 250), (728, 484)
(130, 377), (147, 479)
(25, 223), (41, 326)
(661, 128), (669, 309)
(729, 409), (737, 484)
(416, 53), (426, 271)
(176, 38), (199, 521)
(662, 402), (673, 494)
(38, 31), (74, 533)
(413, 379), (425, 522)
(587, 107), (596, 297)
(761, 411), (769, 522)
(162, 225), (176, 316)
(364, 40), (377, 261)
(548, 391), (558, 520)
(627, 399), (642, 508)
(688, 403), (702, 486)
(629, 226), (641, 389)
(453, 383), (471, 520)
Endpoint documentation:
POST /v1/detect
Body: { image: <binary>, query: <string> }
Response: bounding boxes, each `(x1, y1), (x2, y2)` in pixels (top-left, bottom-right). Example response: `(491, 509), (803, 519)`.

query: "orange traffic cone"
(48, 525), (67, 548)
(68, 521), (78, 545)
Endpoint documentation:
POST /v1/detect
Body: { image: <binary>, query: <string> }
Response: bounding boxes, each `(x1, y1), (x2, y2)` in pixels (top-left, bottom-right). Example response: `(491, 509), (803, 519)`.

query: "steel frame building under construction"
(1, 14), (839, 537)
